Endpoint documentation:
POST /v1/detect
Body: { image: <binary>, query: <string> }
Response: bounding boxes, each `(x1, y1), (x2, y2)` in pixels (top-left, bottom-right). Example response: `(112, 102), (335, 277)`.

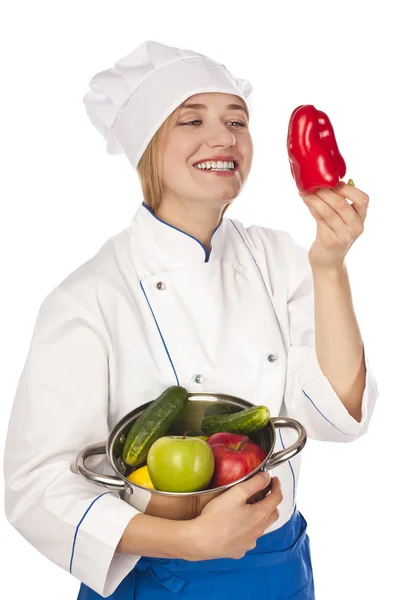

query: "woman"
(4, 40), (379, 599)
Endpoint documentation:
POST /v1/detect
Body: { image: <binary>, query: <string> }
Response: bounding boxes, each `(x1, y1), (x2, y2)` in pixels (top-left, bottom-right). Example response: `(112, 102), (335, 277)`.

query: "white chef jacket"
(4, 201), (379, 597)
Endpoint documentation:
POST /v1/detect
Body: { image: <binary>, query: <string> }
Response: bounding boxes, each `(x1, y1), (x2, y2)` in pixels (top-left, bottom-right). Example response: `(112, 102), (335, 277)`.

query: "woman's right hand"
(188, 472), (283, 561)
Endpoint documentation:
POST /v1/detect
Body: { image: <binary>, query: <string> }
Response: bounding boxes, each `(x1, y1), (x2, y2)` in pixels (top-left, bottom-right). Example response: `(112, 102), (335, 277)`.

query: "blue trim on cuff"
(69, 492), (112, 574)
(278, 429), (296, 508)
(301, 388), (352, 435)
(140, 279), (180, 385)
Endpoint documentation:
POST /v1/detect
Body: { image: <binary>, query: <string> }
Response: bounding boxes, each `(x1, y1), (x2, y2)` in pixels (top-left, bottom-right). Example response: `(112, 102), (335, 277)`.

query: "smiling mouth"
(192, 161), (239, 172)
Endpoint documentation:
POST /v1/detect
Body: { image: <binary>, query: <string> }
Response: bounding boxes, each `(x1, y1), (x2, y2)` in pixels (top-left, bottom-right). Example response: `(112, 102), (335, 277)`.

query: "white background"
(1, 1), (399, 598)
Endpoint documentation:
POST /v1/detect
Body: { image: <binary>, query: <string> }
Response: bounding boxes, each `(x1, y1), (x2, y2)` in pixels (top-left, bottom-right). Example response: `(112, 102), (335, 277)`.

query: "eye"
(180, 120), (247, 127)
(229, 121), (247, 127)
(180, 120), (202, 126)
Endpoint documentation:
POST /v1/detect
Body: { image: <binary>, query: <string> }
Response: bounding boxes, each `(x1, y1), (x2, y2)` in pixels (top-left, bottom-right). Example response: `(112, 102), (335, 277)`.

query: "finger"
(256, 476), (283, 509)
(314, 188), (364, 227)
(265, 508), (280, 529)
(235, 472), (272, 503)
(332, 181), (369, 220)
(303, 196), (344, 237)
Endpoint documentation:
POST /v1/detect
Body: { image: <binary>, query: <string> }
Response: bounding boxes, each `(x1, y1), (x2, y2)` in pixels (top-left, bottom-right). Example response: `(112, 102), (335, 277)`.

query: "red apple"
(207, 432), (267, 488)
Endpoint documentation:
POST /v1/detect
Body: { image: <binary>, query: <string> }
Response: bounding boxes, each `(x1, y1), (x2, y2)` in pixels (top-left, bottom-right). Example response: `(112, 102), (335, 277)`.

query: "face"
(159, 92), (253, 212)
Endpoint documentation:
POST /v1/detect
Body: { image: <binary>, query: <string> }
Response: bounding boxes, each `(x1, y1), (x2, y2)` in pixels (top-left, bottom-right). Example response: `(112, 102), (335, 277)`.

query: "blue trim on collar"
(141, 201), (222, 263)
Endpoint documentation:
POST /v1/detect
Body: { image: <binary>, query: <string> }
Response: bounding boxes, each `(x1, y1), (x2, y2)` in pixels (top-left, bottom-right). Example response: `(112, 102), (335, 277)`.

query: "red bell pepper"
(287, 105), (353, 194)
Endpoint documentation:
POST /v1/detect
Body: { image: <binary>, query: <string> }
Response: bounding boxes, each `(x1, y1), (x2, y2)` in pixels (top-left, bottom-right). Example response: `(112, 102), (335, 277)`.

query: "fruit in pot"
(127, 465), (155, 490)
(207, 432), (267, 488)
(147, 433), (215, 493)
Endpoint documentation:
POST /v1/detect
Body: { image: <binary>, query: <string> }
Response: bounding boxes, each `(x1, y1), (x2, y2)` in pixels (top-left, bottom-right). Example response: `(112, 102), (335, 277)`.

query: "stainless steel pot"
(76, 392), (306, 520)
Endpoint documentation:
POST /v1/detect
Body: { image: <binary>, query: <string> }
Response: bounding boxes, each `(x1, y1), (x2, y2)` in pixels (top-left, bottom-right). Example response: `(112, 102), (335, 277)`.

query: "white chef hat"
(82, 40), (253, 170)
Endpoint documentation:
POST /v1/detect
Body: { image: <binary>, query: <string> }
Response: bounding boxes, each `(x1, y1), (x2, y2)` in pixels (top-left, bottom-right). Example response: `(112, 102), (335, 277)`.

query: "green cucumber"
(201, 405), (270, 436)
(122, 386), (189, 467)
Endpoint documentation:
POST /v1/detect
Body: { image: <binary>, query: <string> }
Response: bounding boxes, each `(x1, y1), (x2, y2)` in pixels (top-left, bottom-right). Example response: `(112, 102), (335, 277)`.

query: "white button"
(235, 264), (244, 274)
(193, 374), (204, 384)
(156, 281), (165, 290)
(266, 353), (277, 362)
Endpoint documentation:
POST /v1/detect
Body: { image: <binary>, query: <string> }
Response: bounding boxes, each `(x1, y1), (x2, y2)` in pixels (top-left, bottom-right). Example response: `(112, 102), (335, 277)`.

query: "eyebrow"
(180, 102), (249, 119)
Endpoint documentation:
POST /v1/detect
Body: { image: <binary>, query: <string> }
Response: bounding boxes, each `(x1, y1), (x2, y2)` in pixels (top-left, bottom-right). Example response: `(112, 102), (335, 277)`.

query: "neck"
(154, 197), (230, 253)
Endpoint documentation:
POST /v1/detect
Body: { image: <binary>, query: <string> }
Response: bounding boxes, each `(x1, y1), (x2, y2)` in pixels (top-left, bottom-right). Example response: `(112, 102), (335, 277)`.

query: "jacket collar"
(130, 202), (226, 269)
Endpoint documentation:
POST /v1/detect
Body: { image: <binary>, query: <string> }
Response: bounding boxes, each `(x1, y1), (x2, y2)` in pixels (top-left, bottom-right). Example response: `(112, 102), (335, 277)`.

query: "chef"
(4, 40), (379, 599)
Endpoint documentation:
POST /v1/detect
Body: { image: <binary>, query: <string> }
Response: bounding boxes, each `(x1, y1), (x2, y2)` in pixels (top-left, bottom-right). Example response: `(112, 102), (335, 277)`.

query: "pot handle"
(76, 442), (134, 494)
(261, 417), (307, 471)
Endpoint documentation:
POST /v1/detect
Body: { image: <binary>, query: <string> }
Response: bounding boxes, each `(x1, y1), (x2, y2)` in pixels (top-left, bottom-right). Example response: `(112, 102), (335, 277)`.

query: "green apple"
(147, 435), (215, 493)
(188, 435), (208, 441)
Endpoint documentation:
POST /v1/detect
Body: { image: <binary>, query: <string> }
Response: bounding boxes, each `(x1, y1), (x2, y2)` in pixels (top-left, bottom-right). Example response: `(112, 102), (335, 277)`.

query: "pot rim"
(106, 392), (276, 496)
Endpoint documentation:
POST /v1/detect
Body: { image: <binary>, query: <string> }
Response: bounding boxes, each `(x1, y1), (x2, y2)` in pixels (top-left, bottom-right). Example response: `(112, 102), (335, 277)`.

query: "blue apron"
(77, 508), (314, 599)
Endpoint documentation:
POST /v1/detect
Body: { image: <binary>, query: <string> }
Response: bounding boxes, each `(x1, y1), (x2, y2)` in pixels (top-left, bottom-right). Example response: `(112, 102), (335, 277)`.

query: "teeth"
(194, 160), (236, 170)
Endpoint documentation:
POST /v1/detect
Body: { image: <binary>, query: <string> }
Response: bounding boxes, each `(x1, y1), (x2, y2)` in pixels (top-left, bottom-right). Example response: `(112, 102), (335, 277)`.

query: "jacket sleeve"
(282, 235), (379, 442)
(4, 286), (142, 598)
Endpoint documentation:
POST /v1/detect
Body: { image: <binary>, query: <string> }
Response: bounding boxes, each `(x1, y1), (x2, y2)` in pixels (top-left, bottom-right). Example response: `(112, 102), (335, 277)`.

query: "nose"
(207, 122), (236, 148)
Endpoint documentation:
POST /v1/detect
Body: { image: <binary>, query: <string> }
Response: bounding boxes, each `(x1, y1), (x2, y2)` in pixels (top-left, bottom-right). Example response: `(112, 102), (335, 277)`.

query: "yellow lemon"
(127, 465), (155, 490)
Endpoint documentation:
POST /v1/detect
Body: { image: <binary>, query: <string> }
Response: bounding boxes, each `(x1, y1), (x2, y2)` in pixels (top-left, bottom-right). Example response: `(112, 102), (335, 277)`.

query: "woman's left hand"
(299, 181), (369, 270)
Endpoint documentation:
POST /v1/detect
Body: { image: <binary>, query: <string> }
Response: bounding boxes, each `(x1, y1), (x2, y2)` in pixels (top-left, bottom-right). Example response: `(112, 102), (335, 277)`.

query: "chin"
(200, 193), (238, 206)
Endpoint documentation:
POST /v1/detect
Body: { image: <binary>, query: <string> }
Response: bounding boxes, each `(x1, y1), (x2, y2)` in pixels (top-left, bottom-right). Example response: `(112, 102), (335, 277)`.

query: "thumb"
(235, 471), (271, 502)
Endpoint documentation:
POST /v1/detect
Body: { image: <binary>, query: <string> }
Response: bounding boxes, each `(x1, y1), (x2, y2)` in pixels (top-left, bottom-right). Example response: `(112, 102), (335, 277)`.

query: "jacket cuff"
(70, 491), (141, 597)
(289, 344), (379, 440)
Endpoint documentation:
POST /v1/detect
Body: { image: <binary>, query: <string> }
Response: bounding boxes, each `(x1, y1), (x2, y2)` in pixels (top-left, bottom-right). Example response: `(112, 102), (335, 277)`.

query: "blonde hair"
(136, 104), (181, 213)
(137, 98), (250, 214)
